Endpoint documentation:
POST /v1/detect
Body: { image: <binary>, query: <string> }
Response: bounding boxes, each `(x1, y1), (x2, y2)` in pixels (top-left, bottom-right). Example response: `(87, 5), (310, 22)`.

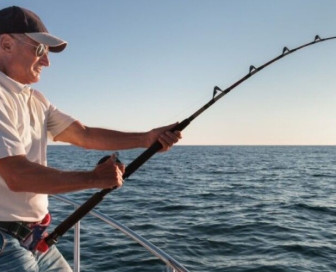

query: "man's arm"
(0, 154), (124, 194)
(54, 120), (182, 151)
(0, 122), (180, 194)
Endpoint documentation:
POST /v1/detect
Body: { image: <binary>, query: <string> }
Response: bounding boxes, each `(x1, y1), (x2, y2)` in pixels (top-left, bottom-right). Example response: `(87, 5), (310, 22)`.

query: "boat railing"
(51, 194), (190, 272)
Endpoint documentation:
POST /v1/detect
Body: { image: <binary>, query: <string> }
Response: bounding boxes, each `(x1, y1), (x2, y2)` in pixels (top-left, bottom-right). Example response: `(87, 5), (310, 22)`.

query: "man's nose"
(39, 53), (50, 67)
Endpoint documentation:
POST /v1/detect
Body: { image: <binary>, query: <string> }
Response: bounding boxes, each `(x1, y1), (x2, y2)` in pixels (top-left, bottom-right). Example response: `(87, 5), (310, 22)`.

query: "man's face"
(8, 35), (50, 84)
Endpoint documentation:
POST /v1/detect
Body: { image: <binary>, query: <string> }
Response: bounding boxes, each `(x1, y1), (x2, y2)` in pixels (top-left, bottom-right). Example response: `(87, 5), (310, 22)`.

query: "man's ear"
(0, 34), (14, 53)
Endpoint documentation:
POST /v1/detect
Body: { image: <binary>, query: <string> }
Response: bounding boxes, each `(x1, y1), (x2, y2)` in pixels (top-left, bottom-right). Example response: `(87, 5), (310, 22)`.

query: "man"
(0, 6), (182, 272)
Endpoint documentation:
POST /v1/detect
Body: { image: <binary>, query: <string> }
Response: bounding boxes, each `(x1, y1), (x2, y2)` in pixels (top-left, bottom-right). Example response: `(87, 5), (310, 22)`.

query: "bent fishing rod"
(37, 35), (336, 252)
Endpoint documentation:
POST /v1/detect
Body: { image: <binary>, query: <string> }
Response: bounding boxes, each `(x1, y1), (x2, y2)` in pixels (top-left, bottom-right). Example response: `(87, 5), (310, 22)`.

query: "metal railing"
(51, 195), (190, 272)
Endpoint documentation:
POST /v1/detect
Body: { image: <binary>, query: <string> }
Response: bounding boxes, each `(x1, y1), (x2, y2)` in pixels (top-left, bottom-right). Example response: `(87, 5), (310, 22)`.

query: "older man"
(0, 6), (181, 271)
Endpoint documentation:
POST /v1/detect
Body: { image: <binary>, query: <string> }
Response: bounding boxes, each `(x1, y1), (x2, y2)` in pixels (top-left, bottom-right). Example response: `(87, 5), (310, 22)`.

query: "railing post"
(73, 219), (81, 271)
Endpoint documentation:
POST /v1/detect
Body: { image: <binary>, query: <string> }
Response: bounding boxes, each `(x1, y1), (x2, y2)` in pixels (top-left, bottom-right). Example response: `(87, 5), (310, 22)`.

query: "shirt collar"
(0, 71), (31, 94)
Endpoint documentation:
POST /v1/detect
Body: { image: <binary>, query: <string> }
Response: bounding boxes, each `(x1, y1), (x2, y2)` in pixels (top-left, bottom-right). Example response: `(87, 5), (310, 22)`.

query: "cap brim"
(25, 32), (67, 53)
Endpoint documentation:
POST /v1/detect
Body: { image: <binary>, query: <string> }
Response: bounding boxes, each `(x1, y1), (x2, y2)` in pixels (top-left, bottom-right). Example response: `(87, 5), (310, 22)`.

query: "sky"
(4, 0), (336, 145)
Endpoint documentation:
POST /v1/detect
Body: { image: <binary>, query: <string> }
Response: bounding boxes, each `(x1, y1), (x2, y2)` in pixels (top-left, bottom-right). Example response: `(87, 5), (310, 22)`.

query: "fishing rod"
(37, 35), (336, 252)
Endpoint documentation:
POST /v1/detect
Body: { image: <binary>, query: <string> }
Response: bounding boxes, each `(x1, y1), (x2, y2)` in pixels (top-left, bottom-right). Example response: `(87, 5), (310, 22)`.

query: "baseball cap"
(0, 6), (67, 52)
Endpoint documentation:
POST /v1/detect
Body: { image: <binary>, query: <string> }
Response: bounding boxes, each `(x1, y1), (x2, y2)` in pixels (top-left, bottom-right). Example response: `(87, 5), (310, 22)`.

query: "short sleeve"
(31, 89), (77, 139)
(47, 103), (76, 138)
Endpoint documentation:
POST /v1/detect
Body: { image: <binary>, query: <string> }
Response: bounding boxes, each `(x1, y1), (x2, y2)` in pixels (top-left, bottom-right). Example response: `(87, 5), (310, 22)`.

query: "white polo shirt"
(0, 71), (76, 222)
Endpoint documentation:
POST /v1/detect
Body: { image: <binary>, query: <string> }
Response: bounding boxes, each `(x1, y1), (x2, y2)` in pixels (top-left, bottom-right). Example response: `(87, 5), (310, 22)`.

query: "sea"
(46, 145), (336, 272)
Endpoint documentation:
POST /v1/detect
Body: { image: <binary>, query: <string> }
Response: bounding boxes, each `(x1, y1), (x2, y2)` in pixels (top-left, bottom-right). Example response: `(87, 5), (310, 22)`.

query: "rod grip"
(44, 189), (111, 247)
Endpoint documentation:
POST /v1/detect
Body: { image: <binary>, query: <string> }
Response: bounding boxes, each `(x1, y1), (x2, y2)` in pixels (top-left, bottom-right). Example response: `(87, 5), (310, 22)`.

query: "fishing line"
(37, 35), (336, 252)
(162, 91), (216, 126)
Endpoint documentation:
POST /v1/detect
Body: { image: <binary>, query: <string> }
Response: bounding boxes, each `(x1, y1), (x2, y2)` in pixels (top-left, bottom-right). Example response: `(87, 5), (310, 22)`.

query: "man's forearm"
(79, 127), (150, 150)
(54, 121), (150, 150)
(0, 155), (97, 194)
(54, 120), (181, 152)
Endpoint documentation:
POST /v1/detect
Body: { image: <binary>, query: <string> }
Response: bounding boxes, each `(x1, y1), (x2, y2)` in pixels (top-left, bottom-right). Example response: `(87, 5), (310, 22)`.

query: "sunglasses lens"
(36, 44), (47, 57)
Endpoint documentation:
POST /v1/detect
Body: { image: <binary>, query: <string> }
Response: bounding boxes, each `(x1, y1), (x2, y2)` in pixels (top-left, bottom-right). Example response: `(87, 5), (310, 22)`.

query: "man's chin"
(28, 74), (41, 84)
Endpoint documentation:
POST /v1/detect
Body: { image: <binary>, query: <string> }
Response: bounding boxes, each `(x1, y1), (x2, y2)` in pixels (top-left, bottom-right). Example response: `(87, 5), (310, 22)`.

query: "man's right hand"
(92, 154), (125, 189)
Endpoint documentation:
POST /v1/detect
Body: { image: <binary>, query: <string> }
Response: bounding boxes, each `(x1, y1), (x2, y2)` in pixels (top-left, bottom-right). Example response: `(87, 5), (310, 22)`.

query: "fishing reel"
(97, 153), (122, 165)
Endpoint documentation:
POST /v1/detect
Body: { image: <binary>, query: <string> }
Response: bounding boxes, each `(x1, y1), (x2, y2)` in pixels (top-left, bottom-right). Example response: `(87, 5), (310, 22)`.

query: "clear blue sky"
(5, 0), (336, 145)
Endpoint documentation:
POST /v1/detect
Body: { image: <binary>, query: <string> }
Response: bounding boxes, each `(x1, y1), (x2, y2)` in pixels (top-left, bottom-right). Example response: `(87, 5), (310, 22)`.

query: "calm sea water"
(47, 145), (336, 272)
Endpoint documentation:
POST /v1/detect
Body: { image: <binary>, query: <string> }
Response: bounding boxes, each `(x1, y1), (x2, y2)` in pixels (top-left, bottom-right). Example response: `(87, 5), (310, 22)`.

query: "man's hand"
(92, 154), (125, 189)
(147, 123), (182, 151)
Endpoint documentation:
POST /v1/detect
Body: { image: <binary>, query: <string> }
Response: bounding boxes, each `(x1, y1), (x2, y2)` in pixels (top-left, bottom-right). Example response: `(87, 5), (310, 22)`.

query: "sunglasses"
(10, 35), (48, 57)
